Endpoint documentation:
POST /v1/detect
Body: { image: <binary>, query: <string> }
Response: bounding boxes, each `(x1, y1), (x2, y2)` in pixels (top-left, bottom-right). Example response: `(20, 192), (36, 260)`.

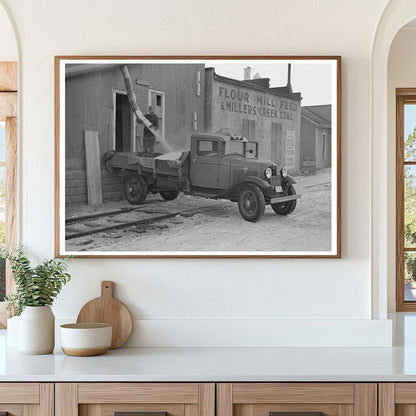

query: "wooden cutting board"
(76, 281), (133, 349)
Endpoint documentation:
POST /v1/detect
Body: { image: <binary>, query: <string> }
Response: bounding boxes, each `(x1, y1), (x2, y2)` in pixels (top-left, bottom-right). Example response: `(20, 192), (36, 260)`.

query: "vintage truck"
(103, 130), (300, 222)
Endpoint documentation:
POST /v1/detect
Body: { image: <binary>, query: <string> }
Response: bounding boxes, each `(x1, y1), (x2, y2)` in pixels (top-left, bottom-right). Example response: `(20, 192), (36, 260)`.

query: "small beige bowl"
(60, 323), (112, 357)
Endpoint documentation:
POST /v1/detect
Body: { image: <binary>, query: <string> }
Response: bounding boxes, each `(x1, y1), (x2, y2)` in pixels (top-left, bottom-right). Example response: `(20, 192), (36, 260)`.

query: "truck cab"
(188, 130), (300, 221)
(190, 133), (263, 190)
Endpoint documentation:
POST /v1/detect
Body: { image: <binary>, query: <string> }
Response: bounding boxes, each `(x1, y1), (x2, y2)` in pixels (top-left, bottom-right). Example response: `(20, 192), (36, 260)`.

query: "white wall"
(387, 26), (416, 312)
(0, 0), (394, 347)
(0, 3), (16, 61)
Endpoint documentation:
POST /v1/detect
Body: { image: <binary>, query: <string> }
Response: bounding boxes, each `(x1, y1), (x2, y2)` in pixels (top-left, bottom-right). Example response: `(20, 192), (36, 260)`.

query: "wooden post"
(84, 130), (103, 206)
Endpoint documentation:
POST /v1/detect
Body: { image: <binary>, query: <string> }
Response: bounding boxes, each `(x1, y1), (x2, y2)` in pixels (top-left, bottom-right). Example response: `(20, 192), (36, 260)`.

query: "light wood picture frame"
(55, 56), (341, 258)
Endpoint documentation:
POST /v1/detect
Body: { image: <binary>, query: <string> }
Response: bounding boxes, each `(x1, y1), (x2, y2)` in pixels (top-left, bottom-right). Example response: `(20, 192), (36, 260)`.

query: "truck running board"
(184, 191), (221, 200)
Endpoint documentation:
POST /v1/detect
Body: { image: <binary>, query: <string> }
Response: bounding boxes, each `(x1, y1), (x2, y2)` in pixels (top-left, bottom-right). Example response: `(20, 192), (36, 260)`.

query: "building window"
(148, 89), (165, 141)
(271, 122), (283, 165)
(242, 119), (255, 140)
(396, 89), (416, 311)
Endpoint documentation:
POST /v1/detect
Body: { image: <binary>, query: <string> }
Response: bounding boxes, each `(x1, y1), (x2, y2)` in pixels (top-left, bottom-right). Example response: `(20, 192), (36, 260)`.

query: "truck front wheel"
(238, 184), (265, 222)
(124, 175), (147, 205)
(271, 184), (297, 215)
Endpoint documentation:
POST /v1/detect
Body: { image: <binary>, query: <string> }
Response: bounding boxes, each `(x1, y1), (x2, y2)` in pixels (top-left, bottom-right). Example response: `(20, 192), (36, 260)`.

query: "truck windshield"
(224, 141), (258, 159)
(225, 141), (245, 155)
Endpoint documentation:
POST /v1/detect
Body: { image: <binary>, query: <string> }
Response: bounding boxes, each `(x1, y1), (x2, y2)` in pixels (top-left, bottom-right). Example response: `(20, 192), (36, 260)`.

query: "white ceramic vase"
(19, 305), (55, 354)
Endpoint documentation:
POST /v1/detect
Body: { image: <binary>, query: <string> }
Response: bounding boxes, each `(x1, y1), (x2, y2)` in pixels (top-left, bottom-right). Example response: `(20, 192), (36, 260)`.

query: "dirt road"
(65, 169), (333, 254)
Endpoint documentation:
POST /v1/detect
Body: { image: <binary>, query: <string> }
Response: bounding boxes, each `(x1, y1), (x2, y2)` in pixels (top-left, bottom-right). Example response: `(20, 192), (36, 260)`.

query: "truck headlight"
(264, 167), (273, 179)
(280, 167), (288, 178)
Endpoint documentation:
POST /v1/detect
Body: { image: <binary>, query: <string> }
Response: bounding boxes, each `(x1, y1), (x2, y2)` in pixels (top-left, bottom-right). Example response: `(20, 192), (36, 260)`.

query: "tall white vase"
(19, 306), (55, 354)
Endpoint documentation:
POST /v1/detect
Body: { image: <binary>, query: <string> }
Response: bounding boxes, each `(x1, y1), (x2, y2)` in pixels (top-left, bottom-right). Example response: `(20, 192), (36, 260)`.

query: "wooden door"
(55, 382), (215, 416)
(378, 383), (416, 416)
(270, 122), (282, 166)
(217, 383), (377, 416)
(0, 383), (53, 415)
(190, 137), (221, 189)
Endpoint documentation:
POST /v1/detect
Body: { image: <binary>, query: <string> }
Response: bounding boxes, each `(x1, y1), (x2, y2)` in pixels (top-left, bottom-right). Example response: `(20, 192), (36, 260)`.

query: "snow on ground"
(65, 169), (333, 254)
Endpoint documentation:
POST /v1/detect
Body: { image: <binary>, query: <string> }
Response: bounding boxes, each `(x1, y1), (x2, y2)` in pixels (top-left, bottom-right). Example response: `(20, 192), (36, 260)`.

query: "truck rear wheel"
(238, 184), (265, 222)
(271, 184), (297, 215)
(124, 175), (147, 205)
(160, 190), (179, 201)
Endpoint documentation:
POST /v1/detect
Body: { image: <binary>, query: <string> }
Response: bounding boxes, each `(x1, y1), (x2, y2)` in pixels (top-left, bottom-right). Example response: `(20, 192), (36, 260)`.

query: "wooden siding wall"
(65, 63), (205, 205)
(300, 120), (331, 171)
(65, 64), (206, 171)
(66, 169), (123, 205)
(300, 119), (316, 163)
(316, 126), (331, 170)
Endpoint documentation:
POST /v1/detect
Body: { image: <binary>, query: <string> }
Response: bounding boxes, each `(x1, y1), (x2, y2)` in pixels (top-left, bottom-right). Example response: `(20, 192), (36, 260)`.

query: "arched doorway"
(371, 1), (416, 319)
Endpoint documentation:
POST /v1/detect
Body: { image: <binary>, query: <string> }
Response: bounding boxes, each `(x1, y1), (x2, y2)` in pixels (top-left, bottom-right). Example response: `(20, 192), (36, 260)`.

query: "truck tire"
(238, 184), (265, 222)
(160, 190), (180, 201)
(271, 184), (297, 215)
(124, 175), (147, 205)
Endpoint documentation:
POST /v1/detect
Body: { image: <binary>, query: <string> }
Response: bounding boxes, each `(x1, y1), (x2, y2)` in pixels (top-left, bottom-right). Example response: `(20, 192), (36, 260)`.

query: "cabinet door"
(56, 383), (215, 416)
(217, 383), (377, 416)
(0, 383), (53, 416)
(379, 383), (416, 416)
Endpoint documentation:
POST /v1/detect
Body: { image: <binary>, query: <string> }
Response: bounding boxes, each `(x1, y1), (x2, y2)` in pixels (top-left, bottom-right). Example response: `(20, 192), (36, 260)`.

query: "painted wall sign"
(218, 86), (298, 121)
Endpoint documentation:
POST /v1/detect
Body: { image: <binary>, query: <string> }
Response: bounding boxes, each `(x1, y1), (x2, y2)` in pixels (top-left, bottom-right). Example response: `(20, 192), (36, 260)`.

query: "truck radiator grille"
(270, 176), (280, 187)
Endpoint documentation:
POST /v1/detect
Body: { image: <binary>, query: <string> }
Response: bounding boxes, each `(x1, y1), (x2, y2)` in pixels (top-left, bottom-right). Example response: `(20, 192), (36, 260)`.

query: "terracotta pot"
(19, 306), (55, 354)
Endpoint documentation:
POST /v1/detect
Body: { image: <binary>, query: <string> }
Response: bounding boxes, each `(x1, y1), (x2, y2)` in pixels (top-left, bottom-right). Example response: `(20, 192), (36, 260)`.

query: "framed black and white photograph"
(55, 56), (341, 258)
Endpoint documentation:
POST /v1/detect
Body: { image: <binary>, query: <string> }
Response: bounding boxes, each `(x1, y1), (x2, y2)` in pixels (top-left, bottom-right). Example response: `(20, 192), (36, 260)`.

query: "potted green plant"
(4, 246), (71, 354)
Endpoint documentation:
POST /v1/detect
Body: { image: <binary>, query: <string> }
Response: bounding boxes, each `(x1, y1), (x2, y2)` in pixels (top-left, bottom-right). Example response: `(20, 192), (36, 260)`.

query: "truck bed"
(155, 151), (190, 176)
(105, 150), (190, 179)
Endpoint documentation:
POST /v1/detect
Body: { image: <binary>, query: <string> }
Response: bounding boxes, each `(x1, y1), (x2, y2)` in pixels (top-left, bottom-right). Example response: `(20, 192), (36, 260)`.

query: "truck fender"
(236, 176), (271, 190)
(227, 176), (271, 201)
(286, 174), (297, 185)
